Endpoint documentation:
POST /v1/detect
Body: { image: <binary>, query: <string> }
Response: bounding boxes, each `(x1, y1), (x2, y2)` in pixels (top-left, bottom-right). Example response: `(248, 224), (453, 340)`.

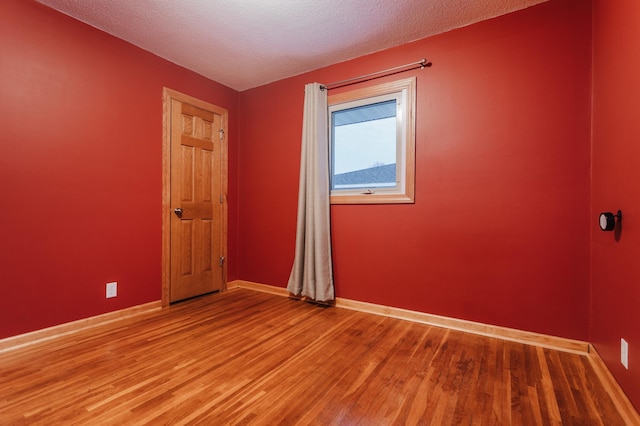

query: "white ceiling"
(37, 0), (548, 91)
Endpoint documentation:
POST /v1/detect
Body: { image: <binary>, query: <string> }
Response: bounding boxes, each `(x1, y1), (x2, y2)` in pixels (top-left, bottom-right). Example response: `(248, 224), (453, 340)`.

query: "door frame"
(161, 88), (228, 307)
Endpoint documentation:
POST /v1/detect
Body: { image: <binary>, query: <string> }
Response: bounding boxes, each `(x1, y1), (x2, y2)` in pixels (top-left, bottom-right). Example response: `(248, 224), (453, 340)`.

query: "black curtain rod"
(320, 58), (432, 91)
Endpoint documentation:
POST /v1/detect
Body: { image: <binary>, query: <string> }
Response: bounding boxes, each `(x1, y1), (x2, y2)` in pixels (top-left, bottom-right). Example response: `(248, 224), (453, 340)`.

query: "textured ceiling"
(36, 0), (548, 91)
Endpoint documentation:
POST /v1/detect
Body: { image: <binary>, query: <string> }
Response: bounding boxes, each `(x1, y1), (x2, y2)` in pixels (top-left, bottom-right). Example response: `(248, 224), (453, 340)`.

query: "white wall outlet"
(621, 338), (629, 370)
(106, 282), (117, 298)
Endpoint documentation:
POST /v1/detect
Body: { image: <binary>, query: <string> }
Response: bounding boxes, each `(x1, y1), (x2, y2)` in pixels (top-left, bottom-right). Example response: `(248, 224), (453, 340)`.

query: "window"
(328, 77), (416, 204)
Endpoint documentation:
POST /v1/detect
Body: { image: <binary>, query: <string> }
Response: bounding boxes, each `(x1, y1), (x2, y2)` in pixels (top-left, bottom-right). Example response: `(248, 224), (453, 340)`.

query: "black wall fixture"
(599, 210), (622, 231)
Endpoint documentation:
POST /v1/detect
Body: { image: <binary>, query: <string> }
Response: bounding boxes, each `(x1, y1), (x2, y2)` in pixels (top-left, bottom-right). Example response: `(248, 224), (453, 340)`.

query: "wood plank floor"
(0, 289), (626, 425)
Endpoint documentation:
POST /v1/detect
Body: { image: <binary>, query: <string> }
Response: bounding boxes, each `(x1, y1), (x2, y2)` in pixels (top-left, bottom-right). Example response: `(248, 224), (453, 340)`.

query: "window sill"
(330, 193), (414, 205)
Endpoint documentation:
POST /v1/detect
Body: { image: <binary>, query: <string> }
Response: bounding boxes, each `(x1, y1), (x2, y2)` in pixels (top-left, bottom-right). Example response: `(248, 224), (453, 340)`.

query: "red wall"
(0, 0), (239, 339)
(239, 0), (592, 340)
(592, 0), (640, 409)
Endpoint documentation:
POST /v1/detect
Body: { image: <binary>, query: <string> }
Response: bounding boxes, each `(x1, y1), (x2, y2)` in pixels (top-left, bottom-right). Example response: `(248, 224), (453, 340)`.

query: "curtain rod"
(320, 58), (432, 91)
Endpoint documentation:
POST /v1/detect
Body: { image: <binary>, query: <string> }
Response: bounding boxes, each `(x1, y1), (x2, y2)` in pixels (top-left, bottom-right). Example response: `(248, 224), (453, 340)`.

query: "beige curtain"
(287, 83), (335, 302)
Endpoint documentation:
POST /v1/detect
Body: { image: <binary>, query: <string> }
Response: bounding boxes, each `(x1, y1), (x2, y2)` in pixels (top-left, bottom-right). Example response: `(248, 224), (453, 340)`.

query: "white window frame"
(328, 77), (416, 205)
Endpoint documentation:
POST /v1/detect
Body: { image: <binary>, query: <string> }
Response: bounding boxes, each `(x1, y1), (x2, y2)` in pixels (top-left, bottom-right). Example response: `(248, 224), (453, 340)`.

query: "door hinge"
(219, 256), (226, 267)
(220, 194), (224, 204)
(218, 129), (225, 140)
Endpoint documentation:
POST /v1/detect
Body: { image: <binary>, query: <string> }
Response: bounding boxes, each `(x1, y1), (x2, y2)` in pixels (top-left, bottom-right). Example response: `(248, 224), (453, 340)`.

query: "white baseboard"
(228, 280), (588, 354)
(0, 301), (162, 353)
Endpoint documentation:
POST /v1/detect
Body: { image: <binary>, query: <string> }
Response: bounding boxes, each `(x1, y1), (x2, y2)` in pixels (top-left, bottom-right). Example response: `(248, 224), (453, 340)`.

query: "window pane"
(328, 77), (415, 204)
(332, 100), (397, 190)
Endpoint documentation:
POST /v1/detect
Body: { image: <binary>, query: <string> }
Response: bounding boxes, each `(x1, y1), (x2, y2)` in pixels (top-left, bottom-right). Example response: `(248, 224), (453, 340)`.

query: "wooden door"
(164, 90), (227, 303)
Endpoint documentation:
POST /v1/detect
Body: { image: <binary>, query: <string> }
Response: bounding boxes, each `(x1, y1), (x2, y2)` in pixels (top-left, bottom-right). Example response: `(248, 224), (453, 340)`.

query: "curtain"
(287, 83), (335, 302)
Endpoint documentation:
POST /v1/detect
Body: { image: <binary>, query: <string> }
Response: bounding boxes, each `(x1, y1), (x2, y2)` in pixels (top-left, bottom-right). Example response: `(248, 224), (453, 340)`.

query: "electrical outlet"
(621, 338), (629, 370)
(106, 282), (117, 298)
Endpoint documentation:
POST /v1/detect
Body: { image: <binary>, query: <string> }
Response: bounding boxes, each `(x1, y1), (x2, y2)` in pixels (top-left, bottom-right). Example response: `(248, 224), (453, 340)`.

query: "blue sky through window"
(332, 100), (396, 175)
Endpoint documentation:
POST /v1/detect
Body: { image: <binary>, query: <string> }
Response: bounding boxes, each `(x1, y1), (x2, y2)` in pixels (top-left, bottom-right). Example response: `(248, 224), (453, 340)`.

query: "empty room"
(1, 0), (639, 424)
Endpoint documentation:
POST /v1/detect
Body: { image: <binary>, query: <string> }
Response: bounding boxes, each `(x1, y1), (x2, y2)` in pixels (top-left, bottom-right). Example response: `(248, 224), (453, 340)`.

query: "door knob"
(174, 208), (183, 218)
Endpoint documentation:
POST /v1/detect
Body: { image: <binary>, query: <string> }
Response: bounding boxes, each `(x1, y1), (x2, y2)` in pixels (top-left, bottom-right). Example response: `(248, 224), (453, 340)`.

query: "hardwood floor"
(0, 289), (626, 425)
